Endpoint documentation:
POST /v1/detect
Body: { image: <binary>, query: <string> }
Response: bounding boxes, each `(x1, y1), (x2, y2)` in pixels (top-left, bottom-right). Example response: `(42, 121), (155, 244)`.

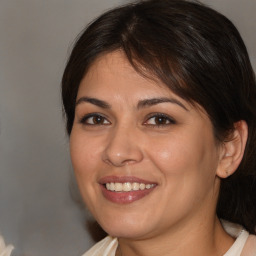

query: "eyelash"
(79, 113), (111, 125)
(144, 113), (176, 127)
(79, 113), (176, 127)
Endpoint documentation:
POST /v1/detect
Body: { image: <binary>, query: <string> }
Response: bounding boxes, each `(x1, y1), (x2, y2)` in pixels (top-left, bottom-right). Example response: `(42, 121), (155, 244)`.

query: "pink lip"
(98, 176), (157, 204)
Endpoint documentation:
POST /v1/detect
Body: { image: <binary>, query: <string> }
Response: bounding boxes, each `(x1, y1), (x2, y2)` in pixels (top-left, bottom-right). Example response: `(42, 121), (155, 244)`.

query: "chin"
(103, 225), (152, 239)
(96, 212), (157, 239)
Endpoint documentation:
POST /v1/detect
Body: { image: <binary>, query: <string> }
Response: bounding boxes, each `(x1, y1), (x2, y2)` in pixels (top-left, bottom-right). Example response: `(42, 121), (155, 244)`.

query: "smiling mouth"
(105, 182), (155, 192)
(99, 176), (157, 204)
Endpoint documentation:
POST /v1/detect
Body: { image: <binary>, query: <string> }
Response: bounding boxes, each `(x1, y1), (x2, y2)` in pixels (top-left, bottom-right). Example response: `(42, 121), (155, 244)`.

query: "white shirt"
(82, 221), (256, 256)
(0, 235), (13, 256)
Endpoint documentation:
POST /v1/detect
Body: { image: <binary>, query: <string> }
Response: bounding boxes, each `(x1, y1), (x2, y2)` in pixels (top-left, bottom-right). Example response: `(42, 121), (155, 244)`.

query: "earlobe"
(216, 120), (248, 178)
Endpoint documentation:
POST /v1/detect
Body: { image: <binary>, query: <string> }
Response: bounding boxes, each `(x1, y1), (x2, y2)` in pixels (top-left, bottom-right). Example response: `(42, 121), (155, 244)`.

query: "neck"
(116, 217), (234, 256)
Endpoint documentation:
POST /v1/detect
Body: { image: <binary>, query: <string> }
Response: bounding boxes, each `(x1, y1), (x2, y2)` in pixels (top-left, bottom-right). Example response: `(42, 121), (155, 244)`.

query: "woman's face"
(70, 51), (222, 239)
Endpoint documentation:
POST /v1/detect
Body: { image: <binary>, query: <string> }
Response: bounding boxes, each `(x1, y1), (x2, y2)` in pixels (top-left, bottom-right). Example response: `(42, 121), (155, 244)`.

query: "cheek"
(70, 131), (100, 172)
(147, 132), (219, 221)
(148, 135), (199, 174)
(69, 131), (104, 211)
(147, 129), (218, 191)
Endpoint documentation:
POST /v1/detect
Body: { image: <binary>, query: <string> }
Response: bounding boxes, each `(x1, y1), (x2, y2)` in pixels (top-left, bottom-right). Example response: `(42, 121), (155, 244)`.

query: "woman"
(62, 0), (256, 255)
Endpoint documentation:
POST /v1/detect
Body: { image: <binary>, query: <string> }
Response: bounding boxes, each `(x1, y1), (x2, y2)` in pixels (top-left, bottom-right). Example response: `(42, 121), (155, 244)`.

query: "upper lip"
(98, 176), (157, 185)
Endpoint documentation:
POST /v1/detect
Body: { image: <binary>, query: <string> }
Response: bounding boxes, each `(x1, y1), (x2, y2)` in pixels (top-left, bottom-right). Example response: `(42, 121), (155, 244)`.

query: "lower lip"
(100, 185), (156, 204)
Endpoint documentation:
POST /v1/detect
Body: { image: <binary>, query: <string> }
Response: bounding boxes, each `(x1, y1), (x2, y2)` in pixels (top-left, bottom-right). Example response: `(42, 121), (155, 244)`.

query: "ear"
(216, 120), (248, 178)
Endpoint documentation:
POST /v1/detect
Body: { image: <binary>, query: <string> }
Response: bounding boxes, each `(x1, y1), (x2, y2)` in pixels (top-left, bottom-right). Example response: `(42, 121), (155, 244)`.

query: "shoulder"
(0, 235), (14, 256)
(82, 236), (118, 256)
(222, 220), (256, 256)
(241, 234), (256, 256)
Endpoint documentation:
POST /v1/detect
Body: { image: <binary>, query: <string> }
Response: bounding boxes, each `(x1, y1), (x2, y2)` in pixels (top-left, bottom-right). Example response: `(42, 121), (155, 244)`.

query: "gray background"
(0, 0), (255, 255)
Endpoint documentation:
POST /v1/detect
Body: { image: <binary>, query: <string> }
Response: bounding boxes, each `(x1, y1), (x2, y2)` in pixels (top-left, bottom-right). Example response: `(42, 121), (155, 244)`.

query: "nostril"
(101, 133), (144, 167)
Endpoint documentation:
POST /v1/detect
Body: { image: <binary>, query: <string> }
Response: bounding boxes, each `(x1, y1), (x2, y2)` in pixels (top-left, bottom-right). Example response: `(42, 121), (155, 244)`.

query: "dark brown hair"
(62, 0), (256, 233)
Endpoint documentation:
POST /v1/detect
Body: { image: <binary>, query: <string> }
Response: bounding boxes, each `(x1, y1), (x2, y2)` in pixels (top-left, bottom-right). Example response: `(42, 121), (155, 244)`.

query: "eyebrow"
(137, 97), (188, 111)
(75, 96), (188, 111)
(76, 97), (111, 109)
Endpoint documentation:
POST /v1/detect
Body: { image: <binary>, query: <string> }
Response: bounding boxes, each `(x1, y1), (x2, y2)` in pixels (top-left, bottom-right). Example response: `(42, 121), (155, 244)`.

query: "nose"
(102, 125), (144, 167)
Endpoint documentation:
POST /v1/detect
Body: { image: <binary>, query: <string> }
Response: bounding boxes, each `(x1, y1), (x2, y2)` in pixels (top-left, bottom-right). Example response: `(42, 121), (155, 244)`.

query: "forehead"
(78, 51), (183, 102)
(82, 51), (156, 88)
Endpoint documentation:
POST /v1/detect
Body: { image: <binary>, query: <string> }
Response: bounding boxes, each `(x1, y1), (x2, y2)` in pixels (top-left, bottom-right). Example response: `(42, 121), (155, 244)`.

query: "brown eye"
(92, 115), (105, 124)
(154, 116), (170, 125)
(80, 114), (110, 125)
(145, 114), (176, 126)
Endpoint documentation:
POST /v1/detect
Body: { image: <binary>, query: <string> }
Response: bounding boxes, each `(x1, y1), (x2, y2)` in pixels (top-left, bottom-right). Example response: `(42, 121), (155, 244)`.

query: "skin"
(70, 51), (247, 256)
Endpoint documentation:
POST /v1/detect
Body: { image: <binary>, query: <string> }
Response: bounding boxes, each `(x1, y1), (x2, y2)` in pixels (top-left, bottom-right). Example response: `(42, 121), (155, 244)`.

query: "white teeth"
(115, 183), (123, 192)
(105, 182), (154, 192)
(123, 182), (132, 191)
(139, 183), (146, 190)
(132, 182), (140, 191)
(110, 182), (115, 191)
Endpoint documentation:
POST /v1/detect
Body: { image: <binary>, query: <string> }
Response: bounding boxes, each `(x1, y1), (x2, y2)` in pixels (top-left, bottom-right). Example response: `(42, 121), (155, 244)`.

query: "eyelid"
(144, 113), (176, 126)
(79, 112), (111, 125)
